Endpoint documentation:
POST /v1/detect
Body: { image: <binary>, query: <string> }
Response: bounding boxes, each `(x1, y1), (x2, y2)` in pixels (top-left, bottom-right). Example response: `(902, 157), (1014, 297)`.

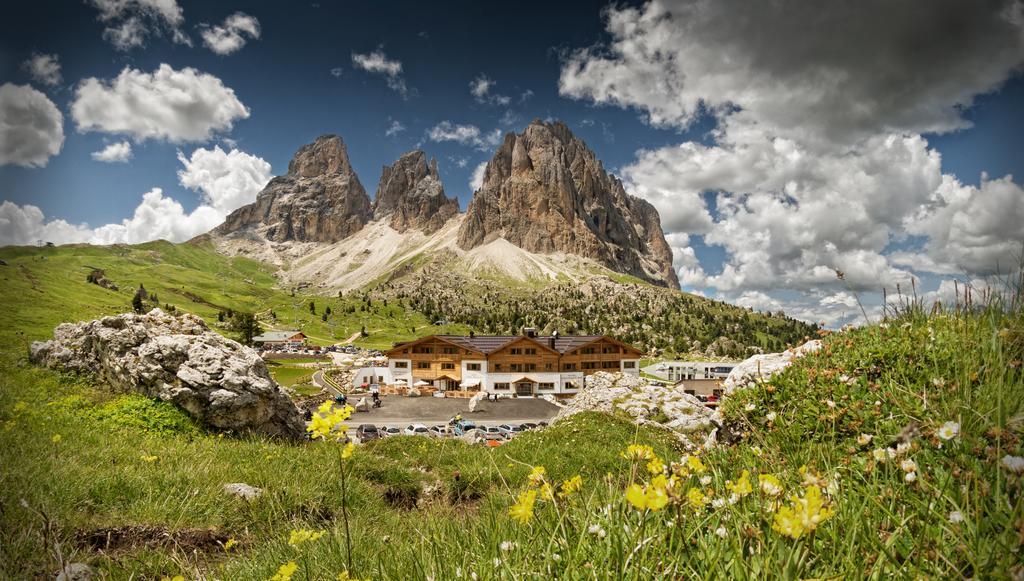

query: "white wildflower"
(728, 493), (740, 505)
(493, 558), (502, 567)
(900, 459), (918, 473)
(895, 441), (911, 456)
(937, 421), (960, 440)
(904, 471), (917, 483)
(765, 412), (777, 422)
(499, 541), (515, 552)
(715, 527), (728, 538)
(700, 475), (712, 486)
(552, 553), (561, 562)
(872, 448), (895, 463)
(948, 511), (964, 524)
(857, 433), (874, 446)
(744, 403), (756, 412)
(826, 399), (836, 409)
(932, 377), (946, 388)
(712, 497), (726, 509)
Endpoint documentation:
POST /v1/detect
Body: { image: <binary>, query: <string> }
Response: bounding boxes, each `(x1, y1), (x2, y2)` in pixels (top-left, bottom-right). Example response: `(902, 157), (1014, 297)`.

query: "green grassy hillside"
(0, 241), (466, 351)
(1, 240), (1021, 577)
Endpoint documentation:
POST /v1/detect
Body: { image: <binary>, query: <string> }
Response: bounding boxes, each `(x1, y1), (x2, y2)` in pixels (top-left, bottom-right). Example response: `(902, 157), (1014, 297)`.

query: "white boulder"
(722, 340), (822, 394)
(30, 309), (306, 440)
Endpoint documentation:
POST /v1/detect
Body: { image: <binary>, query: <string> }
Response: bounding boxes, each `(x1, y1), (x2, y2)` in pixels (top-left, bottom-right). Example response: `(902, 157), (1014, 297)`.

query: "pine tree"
(234, 313), (261, 346)
(131, 288), (145, 313)
(309, 301), (316, 314)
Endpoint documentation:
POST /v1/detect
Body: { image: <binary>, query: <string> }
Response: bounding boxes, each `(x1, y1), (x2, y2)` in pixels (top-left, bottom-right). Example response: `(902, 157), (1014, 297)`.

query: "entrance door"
(514, 381), (534, 396)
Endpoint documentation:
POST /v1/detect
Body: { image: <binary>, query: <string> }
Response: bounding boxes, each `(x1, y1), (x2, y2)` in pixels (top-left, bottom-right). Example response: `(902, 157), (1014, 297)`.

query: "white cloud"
(89, 0), (190, 50)
(469, 74), (510, 106)
(91, 141), (133, 163)
(469, 161), (488, 191)
(385, 120), (405, 137)
(330, 67), (343, 78)
(176, 145), (272, 214)
(427, 121), (502, 151)
(351, 49), (409, 97)
(71, 64), (250, 143)
(0, 83), (64, 168)
(562, 0), (1024, 325)
(22, 54), (62, 87)
(200, 12), (260, 55)
(560, 0), (1024, 148)
(0, 145), (271, 247)
(664, 232), (706, 287)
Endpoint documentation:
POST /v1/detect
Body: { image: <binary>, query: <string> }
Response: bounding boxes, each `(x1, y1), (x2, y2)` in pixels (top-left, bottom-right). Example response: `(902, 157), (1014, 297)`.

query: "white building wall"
(484, 371), (562, 396)
(621, 359), (640, 375)
(352, 366), (394, 389)
(387, 359), (413, 385)
(461, 360), (487, 388)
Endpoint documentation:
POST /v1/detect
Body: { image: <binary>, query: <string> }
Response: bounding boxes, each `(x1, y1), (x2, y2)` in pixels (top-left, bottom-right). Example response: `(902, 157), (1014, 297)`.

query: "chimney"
(523, 327), (537, 338)
(549, 330), (558, 350)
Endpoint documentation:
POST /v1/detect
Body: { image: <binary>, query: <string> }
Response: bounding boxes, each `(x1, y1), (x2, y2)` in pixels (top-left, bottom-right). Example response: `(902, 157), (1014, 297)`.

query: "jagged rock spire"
(373, 150), (459, 234)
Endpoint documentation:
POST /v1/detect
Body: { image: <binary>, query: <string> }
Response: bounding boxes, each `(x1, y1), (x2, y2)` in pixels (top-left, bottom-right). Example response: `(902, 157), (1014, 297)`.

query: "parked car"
(428, 425), (450, 438)
(481, 426), (505, 441)
(520, 422), (538, 431)
(404, 423), (429, 436)
(379, 426), (401, 438)
(355, 424), (380, 442)
(453, 420), (477, 436)
(497, 424), (524, 438)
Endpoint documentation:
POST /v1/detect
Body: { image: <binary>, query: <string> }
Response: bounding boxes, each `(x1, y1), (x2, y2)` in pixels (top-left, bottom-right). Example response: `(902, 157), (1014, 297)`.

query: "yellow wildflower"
(341, 442), (355, 460)
(686, 487), (708, 510)
(772, 485), (834, 540)
(528, 466), (546, 487)
(13, 401), (27, 413)
(622, 444), (655, 461)
(140, 455), (159, 463)
(270, 561), (298, 581)
(685, 455), (707, 474)
(307, 403), (353, 441)
(288, 529), (326, 546)
(799, 465), (827, 488)
(625, 481), (669, 512)
(509, 489), (537, 523)
(726, 470), (753, 497)
(2, 420), (15, 431)
(223, 538), (238, 551)
(560, 475), (583, 497)
(759, 474), (783, 497)
(51, 434), (61, 444)
(646, 456), (665, 475)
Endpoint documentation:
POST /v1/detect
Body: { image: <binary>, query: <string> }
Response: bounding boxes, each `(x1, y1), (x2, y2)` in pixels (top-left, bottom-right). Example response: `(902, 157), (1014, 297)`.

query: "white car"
(428, 425), (450, 438)
(380, 426), (401, 438)
(481, 426), (505, 441)
(404, 423), (429, 436)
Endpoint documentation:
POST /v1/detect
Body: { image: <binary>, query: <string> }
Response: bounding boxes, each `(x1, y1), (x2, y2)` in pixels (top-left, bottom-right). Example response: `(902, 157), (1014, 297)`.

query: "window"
(603, 346), (619, 354)
(441, 363), (455, 370)
(510, 363), (523, 372)
(581, 347), (596, 354)
(582, 361), (598, 370)
(466, 363), (481, 371)
(510, 348), (522, 355)
(602, 361), (617, 369)
(494, 363), (503, 371)
(622, 361), (636, 369)
(525, 348), (536, 355)
(393, 361), (408, 368)
(416, 362), (430, 369)
(441, 346), (457, 354)
(685, 389), (696, 395)
(494, 382), (510, 390)
(413, 346), (434, 354)
(545, 363), (552, 371)
(564, 381), (580, 390)
(526, 363), (537, 372)
(538, 382), (555, 390)
(562, 362), (577, 371)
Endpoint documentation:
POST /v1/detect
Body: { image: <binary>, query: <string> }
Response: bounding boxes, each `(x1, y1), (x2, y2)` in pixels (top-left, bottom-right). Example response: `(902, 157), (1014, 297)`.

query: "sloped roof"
(435, 334), (604, 354)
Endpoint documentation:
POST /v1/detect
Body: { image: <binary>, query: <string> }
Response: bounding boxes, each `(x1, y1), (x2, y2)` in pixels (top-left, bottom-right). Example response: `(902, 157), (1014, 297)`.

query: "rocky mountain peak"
(213, 135), (373, 244)
(373, 150), (459, 234)
(286, 134), (353, 178)
(457, 120), (680, 288)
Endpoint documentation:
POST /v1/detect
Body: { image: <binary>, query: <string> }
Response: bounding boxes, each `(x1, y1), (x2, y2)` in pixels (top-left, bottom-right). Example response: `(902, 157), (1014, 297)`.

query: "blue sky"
(2, 0), (1023, 326)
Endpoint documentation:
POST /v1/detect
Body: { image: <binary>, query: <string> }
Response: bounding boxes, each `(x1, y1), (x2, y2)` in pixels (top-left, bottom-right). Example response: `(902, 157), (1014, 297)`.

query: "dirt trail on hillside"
(342, 331), (361, 344)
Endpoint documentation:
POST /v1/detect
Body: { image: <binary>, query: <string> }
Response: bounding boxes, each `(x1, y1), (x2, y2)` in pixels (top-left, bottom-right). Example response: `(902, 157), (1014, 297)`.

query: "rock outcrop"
(214, 135), (372, 243)
(29, 309), (306, 440)
(374, 150), (459, 233)
(457, 120), (679, 288)
(554, 372), (714, 435)
(722, 340), (823, 394)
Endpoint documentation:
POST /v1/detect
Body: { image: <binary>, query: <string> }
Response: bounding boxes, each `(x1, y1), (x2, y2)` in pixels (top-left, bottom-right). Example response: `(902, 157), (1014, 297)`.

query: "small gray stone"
(56, 562), (92, 581)
(223, 482), (263, 501)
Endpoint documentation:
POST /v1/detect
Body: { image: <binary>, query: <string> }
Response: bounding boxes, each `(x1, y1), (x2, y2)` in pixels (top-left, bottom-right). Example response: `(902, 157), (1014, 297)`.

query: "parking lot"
(340, 393), (560, 428)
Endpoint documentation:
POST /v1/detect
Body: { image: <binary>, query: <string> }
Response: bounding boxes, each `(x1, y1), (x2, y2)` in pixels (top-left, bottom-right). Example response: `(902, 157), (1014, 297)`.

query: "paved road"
(311, 369), (340, 396)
